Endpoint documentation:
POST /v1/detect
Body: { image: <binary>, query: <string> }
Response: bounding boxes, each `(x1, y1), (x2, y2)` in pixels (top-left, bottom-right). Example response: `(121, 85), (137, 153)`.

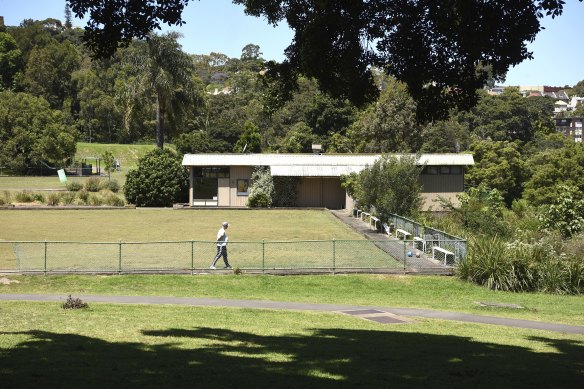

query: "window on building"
(236, 179), (249, 196)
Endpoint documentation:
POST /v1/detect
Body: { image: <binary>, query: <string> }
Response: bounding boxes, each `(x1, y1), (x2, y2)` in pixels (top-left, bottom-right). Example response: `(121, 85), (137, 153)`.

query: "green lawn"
(0, 209), (376, 270)
(2, 274), (584, 327)
(0, 300), (582, 388)
(0, 142), (161, 191)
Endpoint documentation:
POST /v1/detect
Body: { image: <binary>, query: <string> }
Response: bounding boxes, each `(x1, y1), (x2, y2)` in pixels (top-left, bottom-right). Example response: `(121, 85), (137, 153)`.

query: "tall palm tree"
(131, 32), (198, 148)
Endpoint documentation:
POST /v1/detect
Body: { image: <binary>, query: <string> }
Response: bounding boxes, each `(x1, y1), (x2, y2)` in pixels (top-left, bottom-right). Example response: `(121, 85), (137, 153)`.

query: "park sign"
(57, 169), (67, 183)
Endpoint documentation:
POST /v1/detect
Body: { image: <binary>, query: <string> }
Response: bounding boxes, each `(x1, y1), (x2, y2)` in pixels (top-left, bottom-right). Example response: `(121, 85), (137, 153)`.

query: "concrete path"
(330, 210), (450, 273)
(2, 293), (583, 335)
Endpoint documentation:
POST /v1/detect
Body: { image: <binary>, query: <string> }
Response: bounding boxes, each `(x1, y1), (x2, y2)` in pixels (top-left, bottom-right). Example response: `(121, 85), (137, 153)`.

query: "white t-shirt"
(216, 227), (228, 246)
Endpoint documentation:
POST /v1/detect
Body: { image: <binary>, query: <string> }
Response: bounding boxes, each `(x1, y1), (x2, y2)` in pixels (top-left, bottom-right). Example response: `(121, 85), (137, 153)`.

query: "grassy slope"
(1, 301), (582, 388)
(2, 274), (584, 326)
(0, 142), (160, 190)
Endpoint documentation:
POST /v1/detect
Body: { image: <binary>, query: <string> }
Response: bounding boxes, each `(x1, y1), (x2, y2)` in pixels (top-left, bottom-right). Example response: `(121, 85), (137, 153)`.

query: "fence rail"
(353, 210), (467, 265)
(0, 238), (458, 274)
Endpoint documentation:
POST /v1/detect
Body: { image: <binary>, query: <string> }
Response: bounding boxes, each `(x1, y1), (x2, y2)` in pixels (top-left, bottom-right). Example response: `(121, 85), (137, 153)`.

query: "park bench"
(369, 215), (380, 231)
(395, 228), (411, 240)
(361, 211), (370, 222)
(413, 236), (426, 253)
(432, 246), (455, 265)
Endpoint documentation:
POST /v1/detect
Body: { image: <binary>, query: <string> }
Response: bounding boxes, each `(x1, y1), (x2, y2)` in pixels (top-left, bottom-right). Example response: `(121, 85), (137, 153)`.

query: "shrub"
(2, 191), (12, 203)
(60, 192), (76, 205)
(46, 192), (60, 206)
(85, 177), (102, 192)
(15, 191), (34, 203)
(66, 181), (83, 192)
(78, 190), (89, 203)
(247, 167), (273, 208)
(104, 179), (120, 193)
(62, 295), (89, 309)
(105, 194), (125, 207)
(458, 236), (521, 291)
(539, 185), (584, 238)
(32, 192), (45, 203)
(123, 148), (188, 207)
(88, 194), (103, 206)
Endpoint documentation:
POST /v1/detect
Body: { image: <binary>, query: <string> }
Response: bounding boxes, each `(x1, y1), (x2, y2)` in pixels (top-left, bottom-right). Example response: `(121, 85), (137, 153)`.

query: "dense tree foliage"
(0, 91), (77, 173)
(236, 0), (580, 121)
(0, 32), (23, 90)
(346, 155), (423, 220)
(465, 140), (526, 206)
(67, 0), (190, 58)
(123, 148), (188, 207)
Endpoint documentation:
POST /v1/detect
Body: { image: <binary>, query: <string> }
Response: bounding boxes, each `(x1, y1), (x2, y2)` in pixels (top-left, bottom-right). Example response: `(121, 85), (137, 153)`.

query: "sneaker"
(224, 265), (232, 269)
(209, 265), (216, 270)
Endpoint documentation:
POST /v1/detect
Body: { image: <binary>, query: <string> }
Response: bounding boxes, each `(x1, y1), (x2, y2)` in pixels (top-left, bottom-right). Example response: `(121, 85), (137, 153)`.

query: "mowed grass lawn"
(1, 300), (583, 388)
(0, 142), (159, 190)
(1, 209), (394, 270)
(1, 210), (584, 386)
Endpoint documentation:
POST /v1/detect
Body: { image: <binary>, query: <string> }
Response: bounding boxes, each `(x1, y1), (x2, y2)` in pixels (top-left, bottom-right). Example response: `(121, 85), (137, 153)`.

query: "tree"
(67, 0), (191, 58)
(277, 122), (315, 153)
(22, 40), (80, 109)
(420, 118), (470, 153)
(236, 0), (580, 121)
(0, 91), (77, 173)
(234, 121), (262, 153)
(523, 143), (584, 206)
(101, 150), (116, 181)
(351, 155), (423, 220)
(123, 148), (188, 207)
(539, 185), (584, 238)
(465, 140), (526, 206)
(349, 77), (420, 152)
(0, 32), (24, 90)
(129, 32), (199, 148)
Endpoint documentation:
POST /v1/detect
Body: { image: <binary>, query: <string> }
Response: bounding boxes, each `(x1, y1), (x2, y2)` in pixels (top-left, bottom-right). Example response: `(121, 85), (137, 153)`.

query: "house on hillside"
(555, 117), (583, 142)
(181, 153), (474, 211)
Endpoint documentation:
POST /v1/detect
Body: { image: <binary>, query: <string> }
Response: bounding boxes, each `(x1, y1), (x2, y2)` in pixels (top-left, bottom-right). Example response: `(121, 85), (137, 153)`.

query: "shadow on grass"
(1, 327), (583, 388)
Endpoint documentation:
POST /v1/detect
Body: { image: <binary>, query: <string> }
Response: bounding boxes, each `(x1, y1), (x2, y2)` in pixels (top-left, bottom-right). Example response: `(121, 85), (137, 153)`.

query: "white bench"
(370, 216), (380, 230)
(413, 236), (426, 252)
(432, 246), (455, 265)
(361, 211), (370, 222)
(395, 228), (411, 240)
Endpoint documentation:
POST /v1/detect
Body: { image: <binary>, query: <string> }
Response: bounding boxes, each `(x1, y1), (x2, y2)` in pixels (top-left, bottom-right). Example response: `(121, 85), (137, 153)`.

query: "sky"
(1, 0), (582, 87)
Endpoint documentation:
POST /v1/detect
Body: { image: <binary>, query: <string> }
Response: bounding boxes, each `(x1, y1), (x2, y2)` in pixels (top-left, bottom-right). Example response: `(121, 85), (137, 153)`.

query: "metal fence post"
(44, 240), (47, 275)
(262, 240), (265, 274)
(191, 240), (195, 275)
(118, 240), (122, 275)
(332, 239), (336, 275)
(403, 240), (407, 272)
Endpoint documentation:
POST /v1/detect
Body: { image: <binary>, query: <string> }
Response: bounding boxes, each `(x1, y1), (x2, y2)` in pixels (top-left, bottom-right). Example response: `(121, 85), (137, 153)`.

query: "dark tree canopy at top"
(67, 0), (580, 121)
(236, 0), (580, 121)
(66, 0), (191, 58)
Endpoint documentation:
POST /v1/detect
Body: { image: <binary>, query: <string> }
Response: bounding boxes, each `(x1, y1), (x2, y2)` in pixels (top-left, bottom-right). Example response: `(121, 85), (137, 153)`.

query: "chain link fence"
(381, 213), (467, 264)
(0, 239), (453, 274)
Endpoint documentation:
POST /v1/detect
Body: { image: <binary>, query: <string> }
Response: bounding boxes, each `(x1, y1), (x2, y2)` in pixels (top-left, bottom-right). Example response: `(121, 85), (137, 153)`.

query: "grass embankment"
(1, 299), (582, 388)
(0, 142), (158, 191)
(2, 274), (584, 326)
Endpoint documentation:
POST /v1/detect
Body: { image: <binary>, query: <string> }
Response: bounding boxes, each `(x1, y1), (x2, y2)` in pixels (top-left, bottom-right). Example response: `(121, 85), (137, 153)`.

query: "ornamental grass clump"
(62, 295), (89, 310)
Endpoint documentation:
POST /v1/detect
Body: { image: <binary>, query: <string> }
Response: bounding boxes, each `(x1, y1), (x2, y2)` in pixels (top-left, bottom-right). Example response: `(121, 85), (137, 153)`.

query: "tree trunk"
(156, 93), (165, 149)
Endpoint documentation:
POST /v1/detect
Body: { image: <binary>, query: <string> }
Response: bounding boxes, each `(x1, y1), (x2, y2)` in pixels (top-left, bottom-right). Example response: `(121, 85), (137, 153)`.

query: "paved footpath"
(1, 293), (583, 335)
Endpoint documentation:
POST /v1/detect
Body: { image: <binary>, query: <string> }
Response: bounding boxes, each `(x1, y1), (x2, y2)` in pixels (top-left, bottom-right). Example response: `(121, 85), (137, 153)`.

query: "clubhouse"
(181, 153), (474, 211)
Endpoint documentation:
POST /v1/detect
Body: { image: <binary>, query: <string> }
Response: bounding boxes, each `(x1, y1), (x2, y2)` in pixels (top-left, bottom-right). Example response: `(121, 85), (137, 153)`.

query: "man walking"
(210, 222), (231, 269)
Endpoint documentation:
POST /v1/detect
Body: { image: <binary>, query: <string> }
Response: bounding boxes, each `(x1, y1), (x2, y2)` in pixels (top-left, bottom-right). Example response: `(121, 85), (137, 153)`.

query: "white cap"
(222, 221), (229, 227)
